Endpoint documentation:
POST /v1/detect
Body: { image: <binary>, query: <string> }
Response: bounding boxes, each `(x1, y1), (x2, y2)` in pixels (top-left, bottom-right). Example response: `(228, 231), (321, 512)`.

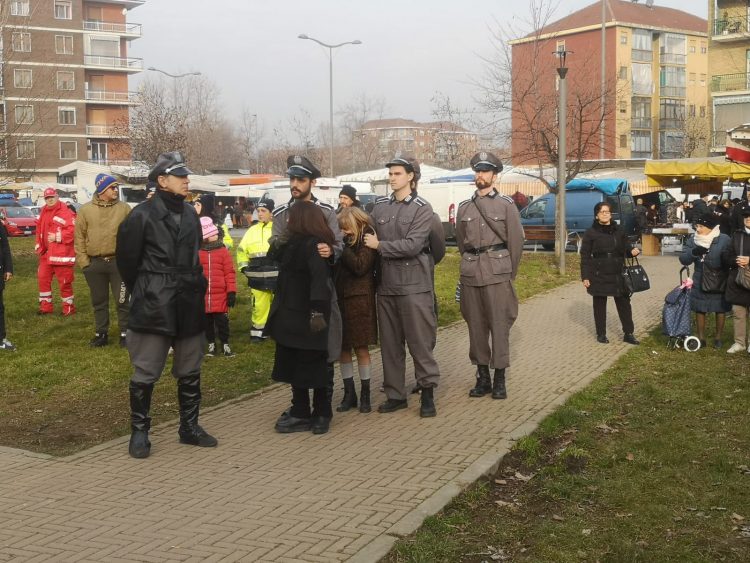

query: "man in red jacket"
(35, 188), (76, 315)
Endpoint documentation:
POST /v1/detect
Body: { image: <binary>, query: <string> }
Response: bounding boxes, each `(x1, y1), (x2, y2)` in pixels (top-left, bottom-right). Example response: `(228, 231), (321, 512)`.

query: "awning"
(645, 157), (750, 189)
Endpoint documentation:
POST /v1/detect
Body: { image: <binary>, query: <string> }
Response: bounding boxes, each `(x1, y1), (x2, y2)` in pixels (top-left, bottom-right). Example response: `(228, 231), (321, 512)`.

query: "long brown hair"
(287, 201), (335, 246)
(337, 206), (373, 246)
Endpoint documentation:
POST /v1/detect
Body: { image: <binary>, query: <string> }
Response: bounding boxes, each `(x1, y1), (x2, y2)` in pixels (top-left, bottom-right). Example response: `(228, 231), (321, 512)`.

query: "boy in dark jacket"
(0, 221), (15, 351)
(198, 216), (237, 357)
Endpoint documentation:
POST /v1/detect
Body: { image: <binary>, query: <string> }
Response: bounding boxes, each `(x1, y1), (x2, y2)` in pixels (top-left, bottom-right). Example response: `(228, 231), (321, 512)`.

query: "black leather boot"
(89, 332), (108, 347)
(623, 333), (640, 345)
(420, 386), (437, 418)
(469, 365), (492, 398)
(128, 381), (153, 459)
(336, 378), (358, 412)
(359, 380), (371, 413)
(492, 369), (507, 400)
(177, 376), (218, 447)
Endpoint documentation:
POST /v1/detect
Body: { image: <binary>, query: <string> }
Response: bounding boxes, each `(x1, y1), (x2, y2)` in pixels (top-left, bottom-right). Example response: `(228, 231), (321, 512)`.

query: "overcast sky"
(129, 0), (708, 137)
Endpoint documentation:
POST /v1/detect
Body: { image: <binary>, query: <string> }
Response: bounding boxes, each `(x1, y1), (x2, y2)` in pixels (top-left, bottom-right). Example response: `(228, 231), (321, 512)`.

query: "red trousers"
(38, 259), (74, 313)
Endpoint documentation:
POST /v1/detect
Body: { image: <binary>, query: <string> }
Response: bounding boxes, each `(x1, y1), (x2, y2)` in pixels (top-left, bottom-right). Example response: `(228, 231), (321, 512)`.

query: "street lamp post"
(146, 67), (201, 105)
(298, 34), (362, 177)
(555, 48), (570, 275)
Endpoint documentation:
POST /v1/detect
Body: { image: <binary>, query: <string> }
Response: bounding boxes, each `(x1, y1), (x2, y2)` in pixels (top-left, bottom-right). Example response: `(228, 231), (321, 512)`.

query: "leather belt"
(92, 255), (115, 262)
(464, 243), (507, 256)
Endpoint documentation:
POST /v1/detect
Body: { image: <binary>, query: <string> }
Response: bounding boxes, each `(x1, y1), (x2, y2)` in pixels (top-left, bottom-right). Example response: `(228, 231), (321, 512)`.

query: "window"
(619, 66), (628, 80)
(701, 42), (707, 54)
(659, 98), (685, 129)
(689, 104), (696, 117)
(13, 69), (32, 88)
(16, 140), (35, 159)
(700, 73), (706, 86)
(689, 40), (696, 54)
(632, 62), (653, 95)
(56, 71), (75, 90)
(620, 32), (628, 45)
(59, 141), (77, 160)
(660, 65), (686, 97)
(620, 134), (627, 148)
(11, 32), (31, 52)
(689, 72), (696, 85)
(58, 107), (76, 125)
(521, 198), (547, 219)
(659, 131), (685, 158)
(55, 35), (73, 55)
(54, 0), (72, 20)
(659, 33), (686, 64)
(10, 1), (29, 16)
(631, 130), (652, 158)
(631, 97), (651, 129)
(632, 28), (652, 61)
(700, 106), (706, 118)
(619, 100), (627, 114)
(14, 105), (34, 125)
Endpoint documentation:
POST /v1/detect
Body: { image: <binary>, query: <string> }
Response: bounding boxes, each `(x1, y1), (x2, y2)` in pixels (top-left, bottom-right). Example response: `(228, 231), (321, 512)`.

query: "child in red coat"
(199, 217), (237, 357)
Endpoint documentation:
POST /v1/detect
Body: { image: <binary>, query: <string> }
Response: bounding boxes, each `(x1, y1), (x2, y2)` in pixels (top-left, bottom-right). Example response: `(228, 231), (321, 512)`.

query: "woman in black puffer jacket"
(580, 202), (641, 345)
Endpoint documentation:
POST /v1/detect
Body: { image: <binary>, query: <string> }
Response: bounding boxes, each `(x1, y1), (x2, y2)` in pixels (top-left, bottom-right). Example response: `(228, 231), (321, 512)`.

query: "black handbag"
(735, 235), (750, 290)
(622, 257), (650, 295)
(701, 262), (728, 294)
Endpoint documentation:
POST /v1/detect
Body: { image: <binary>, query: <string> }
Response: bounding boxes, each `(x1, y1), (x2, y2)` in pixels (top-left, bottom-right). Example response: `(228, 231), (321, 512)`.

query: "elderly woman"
(722, 207), (750, 353)
(680, 214), (732, 349)
(581, 202), (641, 345)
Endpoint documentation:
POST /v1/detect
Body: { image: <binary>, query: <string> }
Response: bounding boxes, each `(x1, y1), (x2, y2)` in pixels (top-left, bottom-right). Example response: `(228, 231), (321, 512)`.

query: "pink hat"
(43, 187), (57, 198)
(200, 216), (218, 239)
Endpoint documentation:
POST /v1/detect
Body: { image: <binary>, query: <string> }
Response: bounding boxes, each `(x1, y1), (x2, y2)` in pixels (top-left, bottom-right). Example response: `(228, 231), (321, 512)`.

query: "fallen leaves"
(626, 453), (635, 462)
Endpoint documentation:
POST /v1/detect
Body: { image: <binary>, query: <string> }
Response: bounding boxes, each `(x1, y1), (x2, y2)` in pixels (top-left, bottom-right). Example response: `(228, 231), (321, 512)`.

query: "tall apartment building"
(510, 0), (708, 163)
(353, 118), (479, 170)
(707, 0), (750, 155)
(0, 0), (143, 182)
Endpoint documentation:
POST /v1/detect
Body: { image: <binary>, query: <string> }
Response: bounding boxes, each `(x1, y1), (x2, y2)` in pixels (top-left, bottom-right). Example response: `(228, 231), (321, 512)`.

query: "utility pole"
(555, 48), (570, 275)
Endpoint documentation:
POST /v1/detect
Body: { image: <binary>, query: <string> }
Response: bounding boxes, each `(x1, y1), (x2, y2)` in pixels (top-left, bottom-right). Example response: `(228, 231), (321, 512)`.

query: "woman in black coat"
(580, 202), (641, 344)
(265, 201), (334, 435)
(722, 207), (750, 353)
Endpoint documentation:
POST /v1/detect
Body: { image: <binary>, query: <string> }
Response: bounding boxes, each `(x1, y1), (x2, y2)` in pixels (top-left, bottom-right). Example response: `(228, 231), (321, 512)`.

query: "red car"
(0, 206), (36, 236)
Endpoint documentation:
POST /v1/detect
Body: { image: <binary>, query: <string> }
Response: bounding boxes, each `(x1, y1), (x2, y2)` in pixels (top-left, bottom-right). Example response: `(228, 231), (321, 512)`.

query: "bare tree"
(677, 115), (710, 158)
(237, 107), (265, 172)
(430, 92), (479, 169)
(339, 93), (388, 172)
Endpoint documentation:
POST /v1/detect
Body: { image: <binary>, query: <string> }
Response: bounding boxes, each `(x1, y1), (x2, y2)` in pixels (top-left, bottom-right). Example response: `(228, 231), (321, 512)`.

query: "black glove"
(692, 246), (709, 257)
(309, 311), (327, 334)
(227, 292), (236, 308)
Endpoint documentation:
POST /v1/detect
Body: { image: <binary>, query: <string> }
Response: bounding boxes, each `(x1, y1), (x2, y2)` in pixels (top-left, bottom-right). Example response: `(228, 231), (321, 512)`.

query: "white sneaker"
(206, 343), (215, 357)
(0, 338), (16, 351)
(727, 343), (745, 354)
(222, 343), (235, 357)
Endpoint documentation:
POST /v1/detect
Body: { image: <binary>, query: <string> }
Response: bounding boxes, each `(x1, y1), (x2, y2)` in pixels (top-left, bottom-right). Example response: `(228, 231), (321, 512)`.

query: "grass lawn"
(0, 237), (578, 456)
(386, 323), (750, 562)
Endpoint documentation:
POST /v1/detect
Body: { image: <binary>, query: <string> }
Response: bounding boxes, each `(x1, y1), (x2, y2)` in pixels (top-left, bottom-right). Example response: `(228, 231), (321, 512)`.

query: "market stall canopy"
(645, 157), (750, 192)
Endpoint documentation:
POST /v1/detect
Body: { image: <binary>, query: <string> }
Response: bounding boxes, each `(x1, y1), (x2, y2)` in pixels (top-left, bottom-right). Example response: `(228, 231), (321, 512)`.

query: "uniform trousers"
(38, 260), (74, 309)
(251, 288), (273, 337)
(592, 295), (634, 336)
(0, 279), (6, 340)
(205, 312), (230, 344)
(83, 257), (129, 334)
(127, 330), (204, 385)
(378, 291), (440, 401)
(460, 281), (518, 370)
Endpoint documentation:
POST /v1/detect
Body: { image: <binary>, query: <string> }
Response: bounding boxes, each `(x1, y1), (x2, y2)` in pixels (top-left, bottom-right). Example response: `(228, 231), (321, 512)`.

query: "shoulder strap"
(473, 198), (504, 241)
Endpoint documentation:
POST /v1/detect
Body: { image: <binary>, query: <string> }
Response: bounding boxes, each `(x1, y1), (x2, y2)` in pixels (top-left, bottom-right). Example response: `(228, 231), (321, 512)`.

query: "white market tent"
(337, 164), (452, 186)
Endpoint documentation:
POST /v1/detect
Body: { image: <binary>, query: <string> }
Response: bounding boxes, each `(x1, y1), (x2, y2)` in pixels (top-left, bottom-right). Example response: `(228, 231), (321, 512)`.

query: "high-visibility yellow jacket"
(237, 221), (277, 291)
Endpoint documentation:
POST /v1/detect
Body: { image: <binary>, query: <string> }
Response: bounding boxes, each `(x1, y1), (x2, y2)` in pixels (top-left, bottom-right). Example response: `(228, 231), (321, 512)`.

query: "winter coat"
(679, 233), (732, 313)
(334, 237), (378, 349)
(236, 220), (277, 291)
(265, 235), (331, 353)
(116, 193), (206, 337)
(199, 242), (236, 313)
(0, 223), (12, 288)
(35, 201), (76, 266)
(580, 221), (635, 297)
(634, 205), (648, 232)
(74, 194), (131, 269)
(722, 230), (750, 307)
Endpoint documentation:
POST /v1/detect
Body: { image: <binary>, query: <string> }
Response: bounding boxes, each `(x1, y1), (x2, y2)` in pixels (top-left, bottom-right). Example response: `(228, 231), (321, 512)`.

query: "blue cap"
(95, 173), (119, 194)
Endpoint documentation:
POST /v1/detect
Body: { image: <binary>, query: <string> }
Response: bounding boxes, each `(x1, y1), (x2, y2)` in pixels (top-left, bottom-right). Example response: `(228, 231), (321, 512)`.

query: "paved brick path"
(0, 255), (681, 562)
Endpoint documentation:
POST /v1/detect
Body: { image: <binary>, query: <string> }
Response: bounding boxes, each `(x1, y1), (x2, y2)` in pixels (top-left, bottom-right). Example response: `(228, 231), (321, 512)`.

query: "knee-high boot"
(129, 381), (153, 459)
(177, 376), (218, 447)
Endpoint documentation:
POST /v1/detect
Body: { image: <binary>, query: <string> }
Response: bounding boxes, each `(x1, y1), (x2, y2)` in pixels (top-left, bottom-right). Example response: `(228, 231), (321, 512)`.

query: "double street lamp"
(298, 34), (362, 177)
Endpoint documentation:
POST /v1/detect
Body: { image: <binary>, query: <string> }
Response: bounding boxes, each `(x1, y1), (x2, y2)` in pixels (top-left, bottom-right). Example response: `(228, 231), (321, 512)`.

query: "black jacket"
(265, 235), (331, 352)
(580, 221), (634, 297)
(0, 223), (12, 275)
(722, 230), (750, 307)
(116, 194), (206, 337)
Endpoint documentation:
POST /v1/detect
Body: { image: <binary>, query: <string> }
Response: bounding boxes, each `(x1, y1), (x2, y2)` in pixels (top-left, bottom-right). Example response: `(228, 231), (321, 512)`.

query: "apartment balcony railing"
(660, 86), (686, 97)
(631, 49), (653, 62)
(711, 72), (750, 93)
(83, 55), (143, 71)
(712, 15), (750, 39)
(659, 118), (684, 130)
(88, 158), (132, 166)
(631, 117), (652, 129)
(711, 130), (727, 150)
(85, 89), (137, 103)
(83, 20), (142, 36)
(659, 52), (686, 65)
(86, 124), (122, 136)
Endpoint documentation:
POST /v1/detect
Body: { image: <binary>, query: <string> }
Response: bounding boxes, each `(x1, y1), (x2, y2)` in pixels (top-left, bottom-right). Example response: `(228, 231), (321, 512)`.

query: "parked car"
(26, 205), (41, 218)
(0, 208), (24, 237)
(0, 195), (21, 208)
(0, 205), (37, 236)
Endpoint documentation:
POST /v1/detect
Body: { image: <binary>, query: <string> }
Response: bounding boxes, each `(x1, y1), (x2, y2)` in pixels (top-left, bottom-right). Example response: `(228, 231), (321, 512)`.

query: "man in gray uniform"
(270, 155), (343, 433)
(456, 152), (524, 400)
(364, 153), (440, 417)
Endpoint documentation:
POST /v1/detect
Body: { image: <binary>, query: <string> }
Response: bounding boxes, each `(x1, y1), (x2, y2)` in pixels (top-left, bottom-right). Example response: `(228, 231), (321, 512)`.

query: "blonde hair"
(337, 207), (373, 246)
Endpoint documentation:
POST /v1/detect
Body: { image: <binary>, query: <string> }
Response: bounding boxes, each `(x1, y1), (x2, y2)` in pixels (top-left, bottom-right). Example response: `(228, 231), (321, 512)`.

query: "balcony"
(85, 89), (138, 104)
(631, 49), (653, 62)
(660, 86), (686, 97)
(659, 52), (686, 65)
(710, 72), (750, 93)
(83, 20), (142, 36)
(631, 117), (652, 129)
(86, 124), (126, 137)
(712, 15), (750, 42)
(83, 55), (143, 72)
(659, 118), (684, 130)
(711, 130), (727, 152)
(88, 158), (133, 166)
(91, 1), (145, 8)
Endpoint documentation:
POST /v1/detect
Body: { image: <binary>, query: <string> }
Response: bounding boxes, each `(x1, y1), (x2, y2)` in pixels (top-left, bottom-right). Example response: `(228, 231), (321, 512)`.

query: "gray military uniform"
(271, 197), (343, 362)
(456, 188), (524, 370)
(372, 192), (440, 401)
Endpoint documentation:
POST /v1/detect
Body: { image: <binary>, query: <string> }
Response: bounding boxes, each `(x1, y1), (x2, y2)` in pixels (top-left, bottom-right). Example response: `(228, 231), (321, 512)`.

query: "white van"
(418, 181), (477, 240)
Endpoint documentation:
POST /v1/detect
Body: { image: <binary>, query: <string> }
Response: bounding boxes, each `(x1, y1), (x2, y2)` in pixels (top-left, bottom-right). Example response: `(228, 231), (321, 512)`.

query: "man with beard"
(364, 153), (440, 418)
(456, 152), (524, 400)
(269, 155), (343, 433)
(116, 151), (217, 458)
